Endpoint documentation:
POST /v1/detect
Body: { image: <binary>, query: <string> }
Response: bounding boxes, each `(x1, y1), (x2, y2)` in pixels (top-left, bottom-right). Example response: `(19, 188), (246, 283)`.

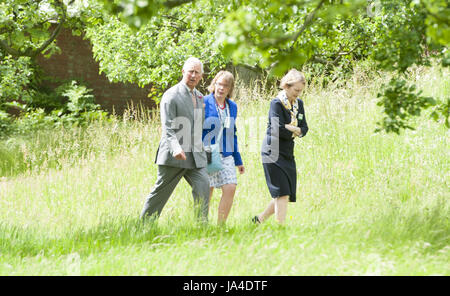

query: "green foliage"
(0, 54), (34, 106)
(0, 80), (109, 138)
(0, 0), (104, 58)
(0, 1), (108, 135)
(97, 0), (196, 29)
(368, 1), (449, 132)
(60, 81), (97, 115)
(372, 1), (429, 72)
(0, 109), (12, 134)
(19, 80), (108, 131)
(85, 2), (229, 101)
(217, 0), (369, 76)
(1, 0), (449, 133)
(97, 0), (448, 132)
(0, 0), (64, 58)
(13, 108), (59, 134)
(0, 53), (34, 135)
(376, 78), (437, 133)
(0, 57), (109, 136)
(419, 0), (450, 47)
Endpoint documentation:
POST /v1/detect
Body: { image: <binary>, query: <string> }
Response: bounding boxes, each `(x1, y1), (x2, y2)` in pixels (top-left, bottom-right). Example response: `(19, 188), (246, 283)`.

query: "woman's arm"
(202, 97), (221, 146)
(270, 99), (295, 140)
(297, 99), (308, 137)
(231, 105), (243, 166)
(285, 124), (302, 137)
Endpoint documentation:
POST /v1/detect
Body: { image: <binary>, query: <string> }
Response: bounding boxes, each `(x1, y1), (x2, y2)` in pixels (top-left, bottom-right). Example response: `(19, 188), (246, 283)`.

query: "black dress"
(261, 98), (308, 202)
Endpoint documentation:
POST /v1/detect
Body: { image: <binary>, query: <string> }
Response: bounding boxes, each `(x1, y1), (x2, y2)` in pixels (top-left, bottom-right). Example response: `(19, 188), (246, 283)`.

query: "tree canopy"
(1, 0), (448, 133)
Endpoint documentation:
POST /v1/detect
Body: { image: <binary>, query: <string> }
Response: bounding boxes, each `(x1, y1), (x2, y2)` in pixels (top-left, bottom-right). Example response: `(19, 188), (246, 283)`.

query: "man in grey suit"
(140, 57), (210, 222)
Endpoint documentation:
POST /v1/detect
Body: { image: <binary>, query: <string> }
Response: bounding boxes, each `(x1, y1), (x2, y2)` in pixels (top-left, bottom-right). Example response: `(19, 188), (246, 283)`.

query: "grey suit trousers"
(140, 165), (210, 222)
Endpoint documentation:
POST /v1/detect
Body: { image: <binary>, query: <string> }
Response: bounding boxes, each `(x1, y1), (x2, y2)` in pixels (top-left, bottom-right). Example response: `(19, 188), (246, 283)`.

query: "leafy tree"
(85, 1), (231, 101)
(0, 53), (34, 107)
(0, 0), (103, 57)
(0, 0), (66, 58)
(369, 0), (449, 131)
(100, 0), (448, 132)
(1, 0), (448, 133)
(0, 0), (106, 132)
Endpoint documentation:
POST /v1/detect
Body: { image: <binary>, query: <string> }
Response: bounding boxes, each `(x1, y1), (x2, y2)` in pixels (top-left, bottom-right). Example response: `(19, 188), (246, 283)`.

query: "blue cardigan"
(202, 93), (243, 166)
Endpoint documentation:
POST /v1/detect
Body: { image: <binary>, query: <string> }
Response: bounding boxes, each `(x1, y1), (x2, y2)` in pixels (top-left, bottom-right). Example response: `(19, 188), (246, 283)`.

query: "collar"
(181, 81), (196, 95)
(277, 90), (298, 111)
(212, 92), (229, 106)
(277, 90), (299, 126)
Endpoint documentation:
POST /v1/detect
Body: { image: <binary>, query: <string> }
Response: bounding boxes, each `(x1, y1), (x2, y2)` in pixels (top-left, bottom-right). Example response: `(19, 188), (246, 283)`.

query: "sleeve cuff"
(233, 153), (243, 166)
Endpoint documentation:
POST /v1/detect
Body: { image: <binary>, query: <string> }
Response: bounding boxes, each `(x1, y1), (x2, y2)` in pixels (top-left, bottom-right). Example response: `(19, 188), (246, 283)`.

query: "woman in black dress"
(253, 69), (308, 224)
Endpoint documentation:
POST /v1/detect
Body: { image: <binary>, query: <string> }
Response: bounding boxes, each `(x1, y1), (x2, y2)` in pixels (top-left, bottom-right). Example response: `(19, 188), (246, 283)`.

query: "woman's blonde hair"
(280, 69), (306, 89)
(208, 70), (235, 98)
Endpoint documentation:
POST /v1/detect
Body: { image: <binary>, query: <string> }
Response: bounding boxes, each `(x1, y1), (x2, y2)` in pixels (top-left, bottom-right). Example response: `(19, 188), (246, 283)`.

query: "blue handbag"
(206, 127), (224, 174)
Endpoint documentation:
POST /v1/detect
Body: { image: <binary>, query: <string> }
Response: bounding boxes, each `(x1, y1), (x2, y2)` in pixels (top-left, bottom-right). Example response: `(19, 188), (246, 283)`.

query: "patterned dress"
(209, 101), (238, 188)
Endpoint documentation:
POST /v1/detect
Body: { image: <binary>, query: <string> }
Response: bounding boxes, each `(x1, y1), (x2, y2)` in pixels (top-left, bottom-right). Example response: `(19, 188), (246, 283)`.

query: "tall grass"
(0, 63), (448, 275)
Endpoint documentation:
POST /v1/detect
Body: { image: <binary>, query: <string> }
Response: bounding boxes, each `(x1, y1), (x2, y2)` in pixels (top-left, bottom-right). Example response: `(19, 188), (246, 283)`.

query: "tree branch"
(236, 63), (263, 73)
(309, 56), (328, 64)
(0, 39), (20, 56)
(1, 1), (66, 58)
(161, 14), (189, 26)
(0, 25), (14, 35)
(29, 0), (66, 58)
(308, 41), (362, 67)
(3, 0), (66, 58)
(429, 12), (450, 25)
(291, 0), (326, 45)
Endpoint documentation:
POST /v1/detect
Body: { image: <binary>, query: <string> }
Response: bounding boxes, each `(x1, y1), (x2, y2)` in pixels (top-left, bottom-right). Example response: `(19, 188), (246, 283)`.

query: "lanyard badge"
(223, 116), (231, 129)
(216, 102), (231, 129)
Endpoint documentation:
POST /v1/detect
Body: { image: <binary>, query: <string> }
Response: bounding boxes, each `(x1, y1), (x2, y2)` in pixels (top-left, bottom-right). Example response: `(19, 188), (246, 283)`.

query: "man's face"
(182, 62), (203, 89)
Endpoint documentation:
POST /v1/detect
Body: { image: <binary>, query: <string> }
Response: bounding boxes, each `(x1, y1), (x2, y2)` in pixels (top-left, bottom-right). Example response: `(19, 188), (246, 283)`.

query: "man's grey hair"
(183, 57), (204, 74)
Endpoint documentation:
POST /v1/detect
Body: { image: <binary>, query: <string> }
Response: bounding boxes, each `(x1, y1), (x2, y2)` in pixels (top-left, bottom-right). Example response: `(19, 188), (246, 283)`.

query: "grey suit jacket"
(155, 82), (207, 169)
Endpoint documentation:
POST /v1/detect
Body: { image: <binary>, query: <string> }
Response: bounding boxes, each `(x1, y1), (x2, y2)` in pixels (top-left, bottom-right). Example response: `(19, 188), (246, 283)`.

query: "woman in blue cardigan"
(202, 70), (245, 224)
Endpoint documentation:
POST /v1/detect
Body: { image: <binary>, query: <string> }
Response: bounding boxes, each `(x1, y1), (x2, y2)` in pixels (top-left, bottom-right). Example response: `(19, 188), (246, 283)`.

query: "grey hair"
(183, 57), (204, 74)
(280, 69), (306, 89)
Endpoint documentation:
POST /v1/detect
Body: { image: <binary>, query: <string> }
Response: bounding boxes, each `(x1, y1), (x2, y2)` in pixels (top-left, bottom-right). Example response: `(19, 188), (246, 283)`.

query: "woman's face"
(214, 76), (231, 101)
(285, 81), (305, 100)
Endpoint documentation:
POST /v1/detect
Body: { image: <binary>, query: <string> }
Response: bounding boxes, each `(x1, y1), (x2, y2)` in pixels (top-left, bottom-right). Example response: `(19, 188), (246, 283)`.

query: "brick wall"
(36, 27), (156, 114)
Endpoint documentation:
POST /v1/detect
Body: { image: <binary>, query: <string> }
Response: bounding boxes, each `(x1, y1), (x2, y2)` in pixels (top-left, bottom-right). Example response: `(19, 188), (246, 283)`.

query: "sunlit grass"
(0, 63), (448, 275)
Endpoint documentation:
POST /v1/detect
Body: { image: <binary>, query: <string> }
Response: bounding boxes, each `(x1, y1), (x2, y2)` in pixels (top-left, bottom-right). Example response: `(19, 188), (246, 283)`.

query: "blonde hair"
(280, 69), (306, 89)
(208, 70), (235, 98)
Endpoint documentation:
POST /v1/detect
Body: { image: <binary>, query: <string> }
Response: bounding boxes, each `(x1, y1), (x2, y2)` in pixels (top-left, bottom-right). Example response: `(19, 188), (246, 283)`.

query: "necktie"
(191, 91), (197, 108)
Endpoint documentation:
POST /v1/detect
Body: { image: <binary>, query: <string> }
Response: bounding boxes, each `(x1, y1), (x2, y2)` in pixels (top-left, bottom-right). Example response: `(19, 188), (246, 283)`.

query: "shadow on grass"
(2, 197), (447, 258)
(0, 216), (262, 258)
(363, 197), (449, 253)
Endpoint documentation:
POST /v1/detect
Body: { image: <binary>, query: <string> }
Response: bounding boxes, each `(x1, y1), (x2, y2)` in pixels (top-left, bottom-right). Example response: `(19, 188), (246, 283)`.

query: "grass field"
(0, 63), (449, 275)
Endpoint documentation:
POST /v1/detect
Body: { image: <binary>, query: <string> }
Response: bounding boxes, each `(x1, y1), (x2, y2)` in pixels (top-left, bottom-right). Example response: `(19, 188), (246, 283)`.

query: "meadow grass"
(0, 63), (448, 275)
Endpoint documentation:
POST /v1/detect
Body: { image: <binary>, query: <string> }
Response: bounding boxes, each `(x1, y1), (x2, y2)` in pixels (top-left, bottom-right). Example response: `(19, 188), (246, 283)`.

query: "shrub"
(8, 80), (110, 135)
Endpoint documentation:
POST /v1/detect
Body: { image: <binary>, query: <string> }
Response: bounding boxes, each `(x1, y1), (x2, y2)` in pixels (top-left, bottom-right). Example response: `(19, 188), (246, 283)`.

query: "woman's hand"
(285, 124), (302, 137)
(237, 165), (245, 174)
